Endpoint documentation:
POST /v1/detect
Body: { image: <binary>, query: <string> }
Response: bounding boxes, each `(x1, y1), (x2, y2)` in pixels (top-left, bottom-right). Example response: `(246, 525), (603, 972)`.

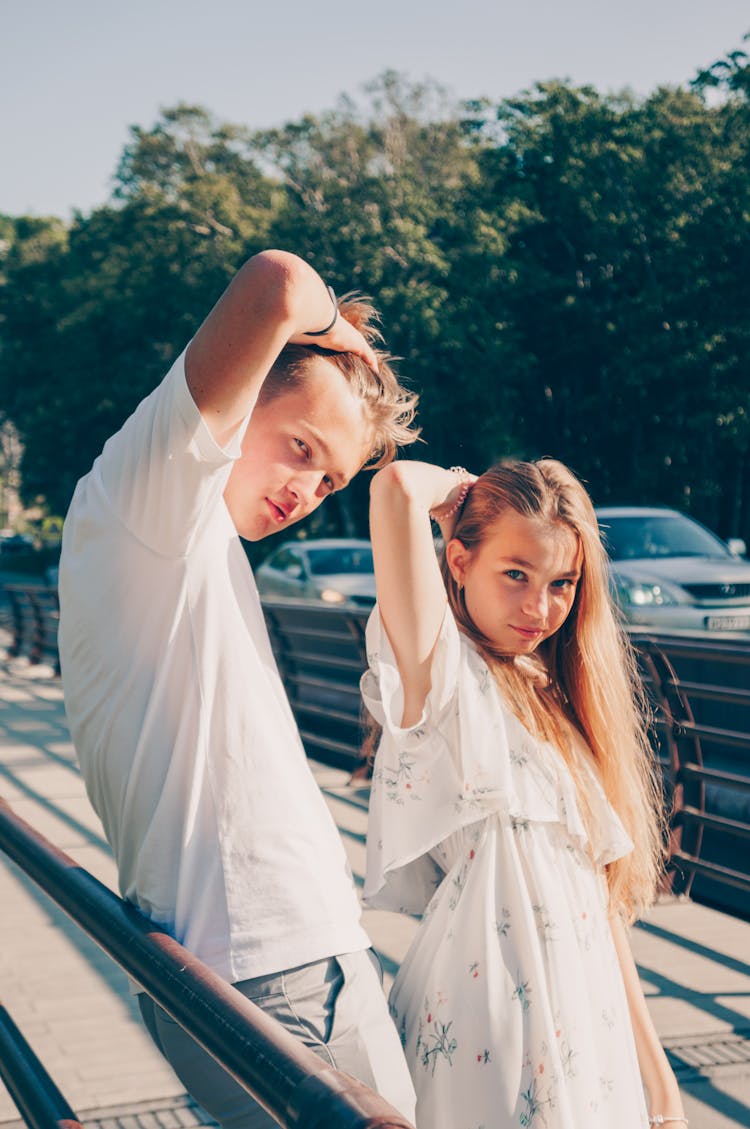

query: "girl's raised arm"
(369, 461), (471, 727)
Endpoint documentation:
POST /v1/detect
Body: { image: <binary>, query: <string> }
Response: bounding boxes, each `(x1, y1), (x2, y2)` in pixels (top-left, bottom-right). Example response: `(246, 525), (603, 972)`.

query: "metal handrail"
(668, 851), (750, 894)
(3, 583), (60, 674)
(679, 762), (750, 791)
(0, 1002), (83, 1129)
(632, 631), (750, 899)
(679, 805), (750, 839)
(674, 722), (750, 752)
(0, 798), (414, 1129)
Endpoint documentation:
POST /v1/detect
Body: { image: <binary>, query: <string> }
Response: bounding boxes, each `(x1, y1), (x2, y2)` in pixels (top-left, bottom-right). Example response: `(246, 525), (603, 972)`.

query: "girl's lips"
(511, 625), (544, 639)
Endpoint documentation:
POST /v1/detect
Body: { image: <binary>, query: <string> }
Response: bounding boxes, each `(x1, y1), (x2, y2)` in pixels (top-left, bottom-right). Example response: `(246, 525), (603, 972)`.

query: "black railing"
(0, 1000), (82, 1129)
(0, 798), (413, 1129)
(633, 632), (750, 915)
(3, 583), (60, 674)
(263, 599), (369, 768)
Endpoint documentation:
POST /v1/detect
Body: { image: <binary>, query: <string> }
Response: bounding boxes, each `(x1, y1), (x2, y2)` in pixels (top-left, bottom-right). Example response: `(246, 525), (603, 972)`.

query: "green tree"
(2, 58), (749, 545)
(0, 107), (277, 513)
(461, 73), (750, 541)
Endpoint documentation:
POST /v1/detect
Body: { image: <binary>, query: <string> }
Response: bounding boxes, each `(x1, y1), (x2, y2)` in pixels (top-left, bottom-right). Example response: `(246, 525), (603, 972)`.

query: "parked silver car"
(596, 506), (750, 633)
(255, 538), (376, 607)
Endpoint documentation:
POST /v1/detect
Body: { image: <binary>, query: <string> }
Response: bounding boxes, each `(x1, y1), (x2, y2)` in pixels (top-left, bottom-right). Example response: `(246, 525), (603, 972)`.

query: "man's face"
(224, 357), (373, 541)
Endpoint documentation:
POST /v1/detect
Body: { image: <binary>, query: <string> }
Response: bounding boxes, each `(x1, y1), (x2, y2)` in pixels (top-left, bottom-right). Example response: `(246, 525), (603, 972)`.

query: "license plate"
(705, 614), (750, 631)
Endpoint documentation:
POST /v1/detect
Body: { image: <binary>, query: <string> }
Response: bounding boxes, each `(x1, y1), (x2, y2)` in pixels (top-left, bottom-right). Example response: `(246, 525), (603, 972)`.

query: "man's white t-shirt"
(58, 351), (369, 983)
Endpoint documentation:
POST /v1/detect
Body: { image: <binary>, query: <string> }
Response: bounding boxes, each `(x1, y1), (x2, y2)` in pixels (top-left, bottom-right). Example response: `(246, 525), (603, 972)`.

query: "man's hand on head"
(290, 316), (380, 375)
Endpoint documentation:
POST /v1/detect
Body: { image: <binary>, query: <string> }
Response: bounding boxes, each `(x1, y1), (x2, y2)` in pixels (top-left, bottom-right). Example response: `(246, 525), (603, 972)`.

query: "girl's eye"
(323, 475), (335, 493)
(505, 569), (525, 581)
(294, 438), (310, 458)
(551, 578), (575, 589)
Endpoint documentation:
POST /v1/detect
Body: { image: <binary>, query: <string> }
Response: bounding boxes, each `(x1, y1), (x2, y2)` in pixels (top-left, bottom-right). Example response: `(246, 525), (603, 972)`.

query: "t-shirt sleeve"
(361, 606), (499, 914)
(93, 349), (248, 556)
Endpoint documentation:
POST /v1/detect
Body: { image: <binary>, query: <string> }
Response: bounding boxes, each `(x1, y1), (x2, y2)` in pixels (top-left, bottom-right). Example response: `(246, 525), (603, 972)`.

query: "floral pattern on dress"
(513, 973), (533, 1012)
(372, 747), (430, 806)
(496, 907), (512, 936)
(519, 1074), (554, 1127)
(362, 607), (648, 1129)
(415, 994), (458, 1075)
(533, 903), (558, 943)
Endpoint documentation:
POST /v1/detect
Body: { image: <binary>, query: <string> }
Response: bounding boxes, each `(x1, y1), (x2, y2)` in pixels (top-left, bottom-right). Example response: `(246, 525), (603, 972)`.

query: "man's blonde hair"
(261, 295), (419, 466)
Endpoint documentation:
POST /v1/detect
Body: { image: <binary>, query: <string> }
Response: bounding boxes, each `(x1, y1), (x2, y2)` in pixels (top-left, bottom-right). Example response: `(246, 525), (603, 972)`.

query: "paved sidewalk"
(0, 660), (748, 1129)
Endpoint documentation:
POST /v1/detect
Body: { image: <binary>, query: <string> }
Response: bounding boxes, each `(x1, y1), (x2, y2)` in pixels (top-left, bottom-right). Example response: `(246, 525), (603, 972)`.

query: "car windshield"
(307, 547), (374, 576)
(599, 515), (729, 561)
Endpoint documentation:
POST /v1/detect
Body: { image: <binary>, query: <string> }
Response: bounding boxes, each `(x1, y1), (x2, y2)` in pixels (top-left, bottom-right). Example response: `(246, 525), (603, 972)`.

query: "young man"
(58, 250), (419, 1127)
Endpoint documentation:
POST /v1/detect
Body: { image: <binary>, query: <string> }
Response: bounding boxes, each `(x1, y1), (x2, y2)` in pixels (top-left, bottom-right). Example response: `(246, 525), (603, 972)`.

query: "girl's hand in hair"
(370, 461), (477, 728)
(430, 468), (477, 541)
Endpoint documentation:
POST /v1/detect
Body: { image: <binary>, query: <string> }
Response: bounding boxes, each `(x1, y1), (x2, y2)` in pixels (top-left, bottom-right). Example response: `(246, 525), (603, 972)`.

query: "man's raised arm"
(185, 250), (377, 447)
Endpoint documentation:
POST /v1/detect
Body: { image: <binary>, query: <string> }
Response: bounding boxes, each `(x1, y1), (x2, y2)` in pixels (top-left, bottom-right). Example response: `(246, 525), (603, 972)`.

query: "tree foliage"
(0, 106), (276, 512)
(1, 53), (748, 542)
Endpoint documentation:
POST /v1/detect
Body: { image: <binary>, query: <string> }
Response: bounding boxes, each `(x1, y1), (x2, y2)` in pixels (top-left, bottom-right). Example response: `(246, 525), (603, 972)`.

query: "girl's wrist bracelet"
(430, 468), (471, 521)
(648, 1117), (688, 1126)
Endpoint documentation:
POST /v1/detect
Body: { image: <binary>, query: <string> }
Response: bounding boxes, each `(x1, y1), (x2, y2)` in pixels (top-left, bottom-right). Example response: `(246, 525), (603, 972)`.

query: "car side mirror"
(727, 538), (747, 558)
(285, 562), (304, 579)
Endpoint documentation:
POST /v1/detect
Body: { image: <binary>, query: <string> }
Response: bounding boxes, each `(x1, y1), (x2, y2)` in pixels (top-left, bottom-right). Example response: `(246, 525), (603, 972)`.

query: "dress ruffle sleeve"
(579, 759), (635, 867)
(361, 606), (633, 914)
(361, 606), (514, 913)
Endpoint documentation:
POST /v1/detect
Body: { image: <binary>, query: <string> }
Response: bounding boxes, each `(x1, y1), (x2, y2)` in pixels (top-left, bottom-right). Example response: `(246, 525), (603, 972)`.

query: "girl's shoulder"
(362, 603), (464, 742)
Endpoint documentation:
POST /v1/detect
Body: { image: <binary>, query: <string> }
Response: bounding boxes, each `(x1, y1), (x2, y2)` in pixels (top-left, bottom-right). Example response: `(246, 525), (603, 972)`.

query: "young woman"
(362, 459), (687, 1129)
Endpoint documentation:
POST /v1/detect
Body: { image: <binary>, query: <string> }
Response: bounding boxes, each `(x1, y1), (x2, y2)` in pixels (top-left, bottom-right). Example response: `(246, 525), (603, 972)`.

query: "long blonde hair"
(442, 459), (666, 919)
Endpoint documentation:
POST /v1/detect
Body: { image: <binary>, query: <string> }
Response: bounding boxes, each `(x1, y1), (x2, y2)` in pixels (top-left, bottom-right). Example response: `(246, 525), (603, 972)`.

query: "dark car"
(0, 532), (35, 557)
(255, 538), (376, 607)
(595, 506), (750, 633)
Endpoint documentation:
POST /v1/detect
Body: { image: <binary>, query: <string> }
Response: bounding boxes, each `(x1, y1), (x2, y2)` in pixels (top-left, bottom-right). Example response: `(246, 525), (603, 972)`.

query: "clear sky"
(2, 0), (748, 219)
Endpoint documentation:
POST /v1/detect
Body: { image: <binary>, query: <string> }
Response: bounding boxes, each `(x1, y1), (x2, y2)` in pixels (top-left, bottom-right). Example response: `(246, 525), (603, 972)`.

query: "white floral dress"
(361, 608), (649, 1129)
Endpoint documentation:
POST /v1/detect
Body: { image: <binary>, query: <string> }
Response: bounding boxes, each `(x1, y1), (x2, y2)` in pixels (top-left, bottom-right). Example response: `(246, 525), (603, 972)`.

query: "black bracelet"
(304, 284), (338, 336)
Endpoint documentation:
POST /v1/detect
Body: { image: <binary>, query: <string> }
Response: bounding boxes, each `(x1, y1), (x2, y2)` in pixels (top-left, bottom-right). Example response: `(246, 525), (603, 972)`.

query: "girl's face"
(446, 509), (582, 655)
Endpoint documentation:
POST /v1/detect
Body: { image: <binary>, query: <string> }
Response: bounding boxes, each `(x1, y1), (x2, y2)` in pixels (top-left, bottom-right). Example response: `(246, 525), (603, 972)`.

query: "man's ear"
(445, 538), (469, 587)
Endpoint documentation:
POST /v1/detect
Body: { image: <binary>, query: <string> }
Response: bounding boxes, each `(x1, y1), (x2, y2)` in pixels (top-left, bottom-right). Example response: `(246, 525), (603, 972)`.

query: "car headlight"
(320, 588), (347, 604)
(616, 580), (680, 607)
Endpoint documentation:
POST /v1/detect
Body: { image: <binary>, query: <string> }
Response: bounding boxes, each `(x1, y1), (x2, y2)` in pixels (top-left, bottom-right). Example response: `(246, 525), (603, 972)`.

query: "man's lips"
(266, 498), (290, 522)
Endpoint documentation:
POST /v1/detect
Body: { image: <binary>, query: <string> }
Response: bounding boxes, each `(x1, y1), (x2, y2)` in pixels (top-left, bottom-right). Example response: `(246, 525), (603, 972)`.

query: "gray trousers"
(138, 949), (416, 1129)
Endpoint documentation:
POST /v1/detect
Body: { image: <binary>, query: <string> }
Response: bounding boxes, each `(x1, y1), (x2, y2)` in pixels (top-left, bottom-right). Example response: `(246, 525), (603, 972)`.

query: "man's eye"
(294, 438), (310, 458)
(323, 475), (335, 492)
